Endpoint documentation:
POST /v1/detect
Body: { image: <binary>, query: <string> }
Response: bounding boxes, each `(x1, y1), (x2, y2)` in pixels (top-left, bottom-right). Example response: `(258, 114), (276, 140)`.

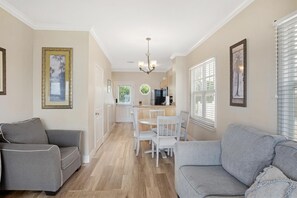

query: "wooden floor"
(1, 123), (177, 198)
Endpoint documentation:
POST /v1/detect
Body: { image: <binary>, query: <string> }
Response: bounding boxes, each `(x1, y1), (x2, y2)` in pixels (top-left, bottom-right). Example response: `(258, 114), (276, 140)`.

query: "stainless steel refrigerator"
(151, 88), (168, 105)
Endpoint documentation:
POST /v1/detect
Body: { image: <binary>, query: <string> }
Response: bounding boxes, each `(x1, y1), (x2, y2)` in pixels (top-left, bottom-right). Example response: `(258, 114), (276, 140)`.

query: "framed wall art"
(42, 47), (73, 109)
(0, 47), (6, 95)
(230, 39), (247, 107)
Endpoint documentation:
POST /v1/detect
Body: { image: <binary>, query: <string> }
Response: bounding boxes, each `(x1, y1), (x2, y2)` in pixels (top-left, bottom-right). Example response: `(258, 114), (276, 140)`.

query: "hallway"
(1, 123), (176, 198)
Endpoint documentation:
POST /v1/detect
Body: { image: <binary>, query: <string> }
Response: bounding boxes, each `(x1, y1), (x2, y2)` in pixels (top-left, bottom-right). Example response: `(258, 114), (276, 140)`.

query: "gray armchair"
(0, 118), (82, 195)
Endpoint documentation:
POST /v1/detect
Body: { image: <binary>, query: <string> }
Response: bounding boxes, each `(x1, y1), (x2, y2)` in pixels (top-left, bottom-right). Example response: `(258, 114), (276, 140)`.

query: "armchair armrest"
(0, 143), (62, 191)
(46, 130), (82, 150)
(175, 140), (222, 170)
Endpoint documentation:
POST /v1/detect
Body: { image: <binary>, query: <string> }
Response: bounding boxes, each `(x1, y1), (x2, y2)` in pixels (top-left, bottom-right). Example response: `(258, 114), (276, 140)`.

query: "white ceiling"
(0, 0), (254, 72)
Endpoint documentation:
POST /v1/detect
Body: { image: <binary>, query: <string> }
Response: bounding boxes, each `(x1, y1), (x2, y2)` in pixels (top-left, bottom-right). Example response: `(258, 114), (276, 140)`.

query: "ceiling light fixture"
(138, 37), (157, 74)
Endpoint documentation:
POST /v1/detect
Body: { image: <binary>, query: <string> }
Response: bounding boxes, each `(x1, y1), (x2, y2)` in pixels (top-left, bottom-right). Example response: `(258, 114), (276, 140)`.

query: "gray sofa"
(0, 118), (82, 195)
(175, 123), (297, 198)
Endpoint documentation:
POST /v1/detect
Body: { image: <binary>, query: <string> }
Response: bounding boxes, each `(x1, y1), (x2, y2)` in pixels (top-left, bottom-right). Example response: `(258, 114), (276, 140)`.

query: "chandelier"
(138, 37), (157, 74)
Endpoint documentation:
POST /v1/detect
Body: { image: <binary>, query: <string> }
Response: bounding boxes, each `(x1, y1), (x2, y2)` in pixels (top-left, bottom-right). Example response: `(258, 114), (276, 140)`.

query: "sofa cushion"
(245, 165), (297, 197)
(273, 140), (297, 181)
(0, 118), (48, 144)
(60, 147), (80, 170)
(179, 165), (248, 197)
(221, 124), (286, 186)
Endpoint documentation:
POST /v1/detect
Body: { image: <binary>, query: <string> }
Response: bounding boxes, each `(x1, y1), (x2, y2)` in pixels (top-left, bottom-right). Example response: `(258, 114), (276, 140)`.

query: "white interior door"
(94, 65), (104, 150)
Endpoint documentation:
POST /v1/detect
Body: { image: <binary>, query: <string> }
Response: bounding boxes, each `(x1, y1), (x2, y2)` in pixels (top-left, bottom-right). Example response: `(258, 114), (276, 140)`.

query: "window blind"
(276, 13), (297, 140)
(190, 58), (216, 128)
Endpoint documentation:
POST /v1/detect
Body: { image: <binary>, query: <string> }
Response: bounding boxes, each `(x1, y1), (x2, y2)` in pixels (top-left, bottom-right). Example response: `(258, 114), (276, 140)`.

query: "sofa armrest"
(46, 130), (82, 150)
(0, 143), (62, 191)
(175, 140), (222, 170)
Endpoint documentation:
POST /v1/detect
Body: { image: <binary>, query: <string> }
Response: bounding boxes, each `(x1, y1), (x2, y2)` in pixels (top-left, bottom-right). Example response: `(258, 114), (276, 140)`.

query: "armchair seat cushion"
(179, 165), (248, 197)
(0, 118), (48, 144)
(60, 147), (80, 170)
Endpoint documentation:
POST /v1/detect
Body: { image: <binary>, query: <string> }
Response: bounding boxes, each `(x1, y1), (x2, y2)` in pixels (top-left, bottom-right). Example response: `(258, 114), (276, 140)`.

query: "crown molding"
(170, 53), (187, 60)
(34, 24), (91, 31)
(0, 1), (113, 67)
(89, 27), (112, 62)
(0, 0), (36, 29)
(184, 0), (255, 56)
(0, 0), (93, 31)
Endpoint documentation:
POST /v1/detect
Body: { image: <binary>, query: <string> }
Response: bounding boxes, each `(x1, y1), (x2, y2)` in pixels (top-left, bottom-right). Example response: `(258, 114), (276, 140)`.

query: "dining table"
(138, 118), (168, 158)
(138, 118), (158, 126)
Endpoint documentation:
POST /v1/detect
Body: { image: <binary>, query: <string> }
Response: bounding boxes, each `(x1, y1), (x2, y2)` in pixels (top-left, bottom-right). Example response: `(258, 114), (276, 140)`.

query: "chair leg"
(136, 140), (140, 156)
(133, 138), (137, 150)
(156, 145), (159, 167)
(185, 132), (188, 141)
(152, 142), (154, 158)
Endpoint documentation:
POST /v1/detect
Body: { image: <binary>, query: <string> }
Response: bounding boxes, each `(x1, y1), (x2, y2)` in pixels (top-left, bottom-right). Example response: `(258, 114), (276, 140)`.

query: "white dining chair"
(180, 111), (190, 141)
(132, 108), (156, 156)
(149, 109), (165, 131)
(151, 115), (182, 167)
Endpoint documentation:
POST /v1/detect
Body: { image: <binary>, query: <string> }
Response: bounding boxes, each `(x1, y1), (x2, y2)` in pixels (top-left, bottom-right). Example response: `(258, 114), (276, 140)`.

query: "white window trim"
(189, 58), (217, 130)
(275, 11), (297, 140)
(139, 84), (151, 95)
(113, 81), (135, 105)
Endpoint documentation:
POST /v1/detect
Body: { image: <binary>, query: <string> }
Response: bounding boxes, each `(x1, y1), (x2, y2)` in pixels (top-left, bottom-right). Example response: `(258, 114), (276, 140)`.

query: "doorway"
(94, 65), (104, 151)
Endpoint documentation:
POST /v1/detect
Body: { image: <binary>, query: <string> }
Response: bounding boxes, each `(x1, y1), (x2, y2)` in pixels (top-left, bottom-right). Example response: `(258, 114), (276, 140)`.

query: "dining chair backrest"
(179, 111), (190, 141)
(156, 116), (182, 140)
(132, 108), (139, 137)
(180, 111), (190, 130)
(131, 108), (136, 130)
(149, 109), (165, 119)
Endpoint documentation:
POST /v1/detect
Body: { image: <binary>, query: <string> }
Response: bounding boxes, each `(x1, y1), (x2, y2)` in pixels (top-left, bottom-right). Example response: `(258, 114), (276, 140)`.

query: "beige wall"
(33, 30), (90, 159)
(183, 0), (297, 140)
(88, 34), (114, 154)
(0, 7), (33, 122)
(112, 72), (166, 105)
(171, 56), (187, 114)
(0, 6), (114, 162)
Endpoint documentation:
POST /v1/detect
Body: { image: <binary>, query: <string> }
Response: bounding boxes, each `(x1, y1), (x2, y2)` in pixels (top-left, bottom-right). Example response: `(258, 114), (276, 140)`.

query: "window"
(118, 85), (132, 104)
(190, 58), (216, 128)
(139, 84), (151, 95)
(276, 12), (297, 140)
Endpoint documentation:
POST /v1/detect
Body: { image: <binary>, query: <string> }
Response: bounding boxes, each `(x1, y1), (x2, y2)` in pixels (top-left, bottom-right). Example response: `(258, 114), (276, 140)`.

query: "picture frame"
(107, 79), (111, 93)
(0, 47), (6, 95)
(230, 39), (247, 107)
(42, 47), (73, 109)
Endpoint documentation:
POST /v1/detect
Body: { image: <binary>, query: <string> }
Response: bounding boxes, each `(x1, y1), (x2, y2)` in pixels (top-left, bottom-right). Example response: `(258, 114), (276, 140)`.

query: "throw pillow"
(0, 118), (48, 144)
(245, 165), (297, 198)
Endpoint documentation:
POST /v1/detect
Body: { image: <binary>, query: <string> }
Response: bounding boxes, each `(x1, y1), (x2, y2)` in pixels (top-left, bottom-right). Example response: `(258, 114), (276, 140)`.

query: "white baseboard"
(82, 147), (96, 164)
(82, 123), (115, 164)
(82, 155), (90, 164)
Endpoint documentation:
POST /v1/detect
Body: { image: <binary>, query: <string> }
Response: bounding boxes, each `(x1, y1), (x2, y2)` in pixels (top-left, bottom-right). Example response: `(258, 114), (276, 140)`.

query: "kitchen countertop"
(133, 105), (175, 108)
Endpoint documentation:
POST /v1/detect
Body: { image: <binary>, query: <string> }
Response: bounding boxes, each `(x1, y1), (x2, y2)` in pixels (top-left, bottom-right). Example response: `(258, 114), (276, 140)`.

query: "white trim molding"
(175, 0), (255, 58)
(0, 0), (36, 29)
(90, 27), (112, 63)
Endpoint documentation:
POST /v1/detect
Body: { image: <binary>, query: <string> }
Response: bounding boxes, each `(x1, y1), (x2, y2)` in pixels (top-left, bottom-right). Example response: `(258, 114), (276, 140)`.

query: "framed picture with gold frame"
(42, 47), (73, 109)
(0, 47), (6, 95)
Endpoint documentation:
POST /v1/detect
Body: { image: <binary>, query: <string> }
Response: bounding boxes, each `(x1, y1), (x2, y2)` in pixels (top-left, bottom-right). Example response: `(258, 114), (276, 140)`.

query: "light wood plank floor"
(1, 123), (177, 198)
